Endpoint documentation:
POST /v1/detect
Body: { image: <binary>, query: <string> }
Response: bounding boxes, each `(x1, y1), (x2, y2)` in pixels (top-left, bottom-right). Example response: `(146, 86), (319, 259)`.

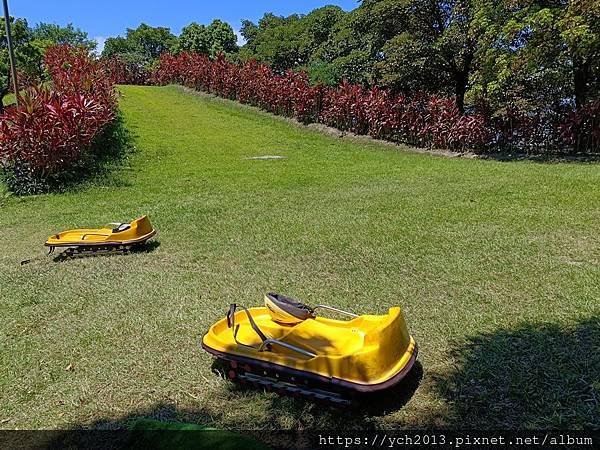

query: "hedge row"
(103, 57), (152, 86)
(152, 52), (599, 154)
(0, 45), (117, 193)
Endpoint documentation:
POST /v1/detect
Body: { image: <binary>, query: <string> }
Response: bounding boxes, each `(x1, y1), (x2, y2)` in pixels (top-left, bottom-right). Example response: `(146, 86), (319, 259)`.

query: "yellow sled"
(45, 215), (156, 255)
(202, 293), (417, 405)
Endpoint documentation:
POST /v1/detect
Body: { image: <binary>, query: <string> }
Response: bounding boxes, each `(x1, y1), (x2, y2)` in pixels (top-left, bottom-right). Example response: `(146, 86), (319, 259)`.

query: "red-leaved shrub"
(151, 52), (496, 151)
(143, 50), (600, 154)
(150, 51), (598, 154)
(0, 45), (117, 192)
(103, 57), (151, 85)
(559, 101), (600, 153)
(44, 45), (116, 107)
(0, 86), (114, 176)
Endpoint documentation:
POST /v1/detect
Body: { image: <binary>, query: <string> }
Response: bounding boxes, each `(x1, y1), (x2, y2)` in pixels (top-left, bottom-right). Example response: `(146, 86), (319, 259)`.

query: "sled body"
(202, 297), (417, 403)
(45, 215), (156, 250)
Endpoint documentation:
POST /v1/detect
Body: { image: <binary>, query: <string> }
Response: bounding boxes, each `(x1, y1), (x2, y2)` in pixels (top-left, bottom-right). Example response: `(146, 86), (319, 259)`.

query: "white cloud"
(93, 36), (107, 55)
(234, 29), (246, 47)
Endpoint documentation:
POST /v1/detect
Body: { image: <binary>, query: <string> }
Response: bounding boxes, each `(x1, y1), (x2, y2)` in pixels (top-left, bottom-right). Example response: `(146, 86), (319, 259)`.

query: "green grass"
(1, 85), (599, 431)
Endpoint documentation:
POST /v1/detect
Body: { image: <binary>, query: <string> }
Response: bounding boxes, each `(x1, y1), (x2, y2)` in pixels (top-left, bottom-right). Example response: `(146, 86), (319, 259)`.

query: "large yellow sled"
(202, 293), (417, 405)
(45, 215), (156, 255)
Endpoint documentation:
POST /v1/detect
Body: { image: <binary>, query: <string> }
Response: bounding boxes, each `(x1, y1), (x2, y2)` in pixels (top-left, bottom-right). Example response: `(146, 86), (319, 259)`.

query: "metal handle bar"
(313, 305), (358, 318)
(259, 338), (316, 358)
(228, 304), (315, 358)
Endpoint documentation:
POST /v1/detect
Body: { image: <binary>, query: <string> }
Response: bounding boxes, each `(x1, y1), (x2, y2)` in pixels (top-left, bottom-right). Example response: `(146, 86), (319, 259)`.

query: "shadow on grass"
(58, 111), (137, 192)
(13, 320), (598, 447)
(28, 361), (420, 449)
(477, 152), (600, 164)
(19, 417), (270, 450)
(430, 317), (599, 429)
(1, 111), (136, 196)
(52, 240), (161, 263)
(35, 363), (420, 449)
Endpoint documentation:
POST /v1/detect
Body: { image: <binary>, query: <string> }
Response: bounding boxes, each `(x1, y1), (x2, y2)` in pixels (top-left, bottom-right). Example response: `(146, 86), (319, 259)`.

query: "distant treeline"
(101, 1), (599, 117)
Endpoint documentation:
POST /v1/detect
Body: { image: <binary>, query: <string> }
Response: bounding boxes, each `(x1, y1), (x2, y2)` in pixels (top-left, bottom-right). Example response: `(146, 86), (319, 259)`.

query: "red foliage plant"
(151, 51), (600, 153)
(0, 45), (117, 180)
(559, 100), (600, 153)
(44, 45), (116, 107)
(103, 57), (151, 86)
(152, 52), (495, 151)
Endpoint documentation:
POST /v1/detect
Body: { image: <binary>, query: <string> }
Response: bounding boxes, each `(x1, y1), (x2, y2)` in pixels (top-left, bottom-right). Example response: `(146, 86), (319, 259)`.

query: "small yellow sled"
(45, 215), (156, 256)
(202, 293), (418, 405)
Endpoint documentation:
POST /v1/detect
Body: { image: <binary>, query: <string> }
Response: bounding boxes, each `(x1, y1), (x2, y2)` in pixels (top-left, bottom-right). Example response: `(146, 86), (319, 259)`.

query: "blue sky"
(11, 1), (359, 52)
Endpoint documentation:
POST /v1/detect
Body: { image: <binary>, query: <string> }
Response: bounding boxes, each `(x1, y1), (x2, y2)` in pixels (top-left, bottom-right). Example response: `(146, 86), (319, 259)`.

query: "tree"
(30, 22), (96, 51)
(206, 19), (238, 56)
(238, 14), (304, 70)
(175, 20), (237, 56)
(472, 0), (598, 112)
(378, 33), (449, 94)
(102, 36), (131, 58)
(176, 22), (210, 54)
(562, 0), (599, 108)
(101, 23), (176, 67)
(127, 23), (176, 61)
(297, 6), (346, 59)
(239, 8), (345, 75)
(240, 20), (258, 45)
(368, 0), (478, 112)
(311, 10), (373, 84)
(0, 17), (39, 113)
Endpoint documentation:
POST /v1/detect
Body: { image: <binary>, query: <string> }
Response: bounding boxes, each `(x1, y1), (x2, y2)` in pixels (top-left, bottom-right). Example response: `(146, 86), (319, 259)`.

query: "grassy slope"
(1, 85), (598, 431)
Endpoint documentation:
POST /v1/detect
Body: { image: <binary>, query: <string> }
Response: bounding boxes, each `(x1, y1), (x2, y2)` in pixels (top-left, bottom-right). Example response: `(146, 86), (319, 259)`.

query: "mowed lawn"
(1, 85), (599, 431)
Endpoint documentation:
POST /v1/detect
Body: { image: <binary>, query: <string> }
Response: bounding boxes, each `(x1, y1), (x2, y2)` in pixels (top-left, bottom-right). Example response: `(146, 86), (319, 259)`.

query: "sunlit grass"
(1, 85), (598, 431)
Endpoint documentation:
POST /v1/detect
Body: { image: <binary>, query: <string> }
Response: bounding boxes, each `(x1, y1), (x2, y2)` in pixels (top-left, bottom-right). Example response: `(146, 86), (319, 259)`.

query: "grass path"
(1, 85), (599, 430)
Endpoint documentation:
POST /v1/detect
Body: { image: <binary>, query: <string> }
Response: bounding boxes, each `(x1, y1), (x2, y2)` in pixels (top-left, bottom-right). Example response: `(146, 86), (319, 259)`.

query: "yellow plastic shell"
(45, 215), (156, 247)
(202, 306), (416, 388)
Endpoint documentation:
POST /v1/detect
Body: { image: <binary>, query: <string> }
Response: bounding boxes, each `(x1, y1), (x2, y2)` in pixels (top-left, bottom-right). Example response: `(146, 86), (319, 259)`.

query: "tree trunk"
(573, 56), (589, 110)
(454, 69), (468, 113)
(0, 89), (6, 115)
(452, 52), (473, 114)
(572, 56), (590, 152)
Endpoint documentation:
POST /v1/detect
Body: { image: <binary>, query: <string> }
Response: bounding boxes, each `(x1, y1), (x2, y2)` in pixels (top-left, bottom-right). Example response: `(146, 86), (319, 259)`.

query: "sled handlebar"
(227, 303), (316, 358)
(313, 305), (358, 319)
(259, 339), (316, 358)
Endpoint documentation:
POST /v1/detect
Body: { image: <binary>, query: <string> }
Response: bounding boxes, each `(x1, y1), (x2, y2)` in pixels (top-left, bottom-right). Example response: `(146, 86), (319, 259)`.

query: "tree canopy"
(239, 6), (346, 74)
(237, 0), (599, 116)
(30, 22), (96, 52)
(176, 19), (237, 56)
(0, 17), (41, 112)
(102, 23), (177, 67)
(2, 1), (598, 134)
